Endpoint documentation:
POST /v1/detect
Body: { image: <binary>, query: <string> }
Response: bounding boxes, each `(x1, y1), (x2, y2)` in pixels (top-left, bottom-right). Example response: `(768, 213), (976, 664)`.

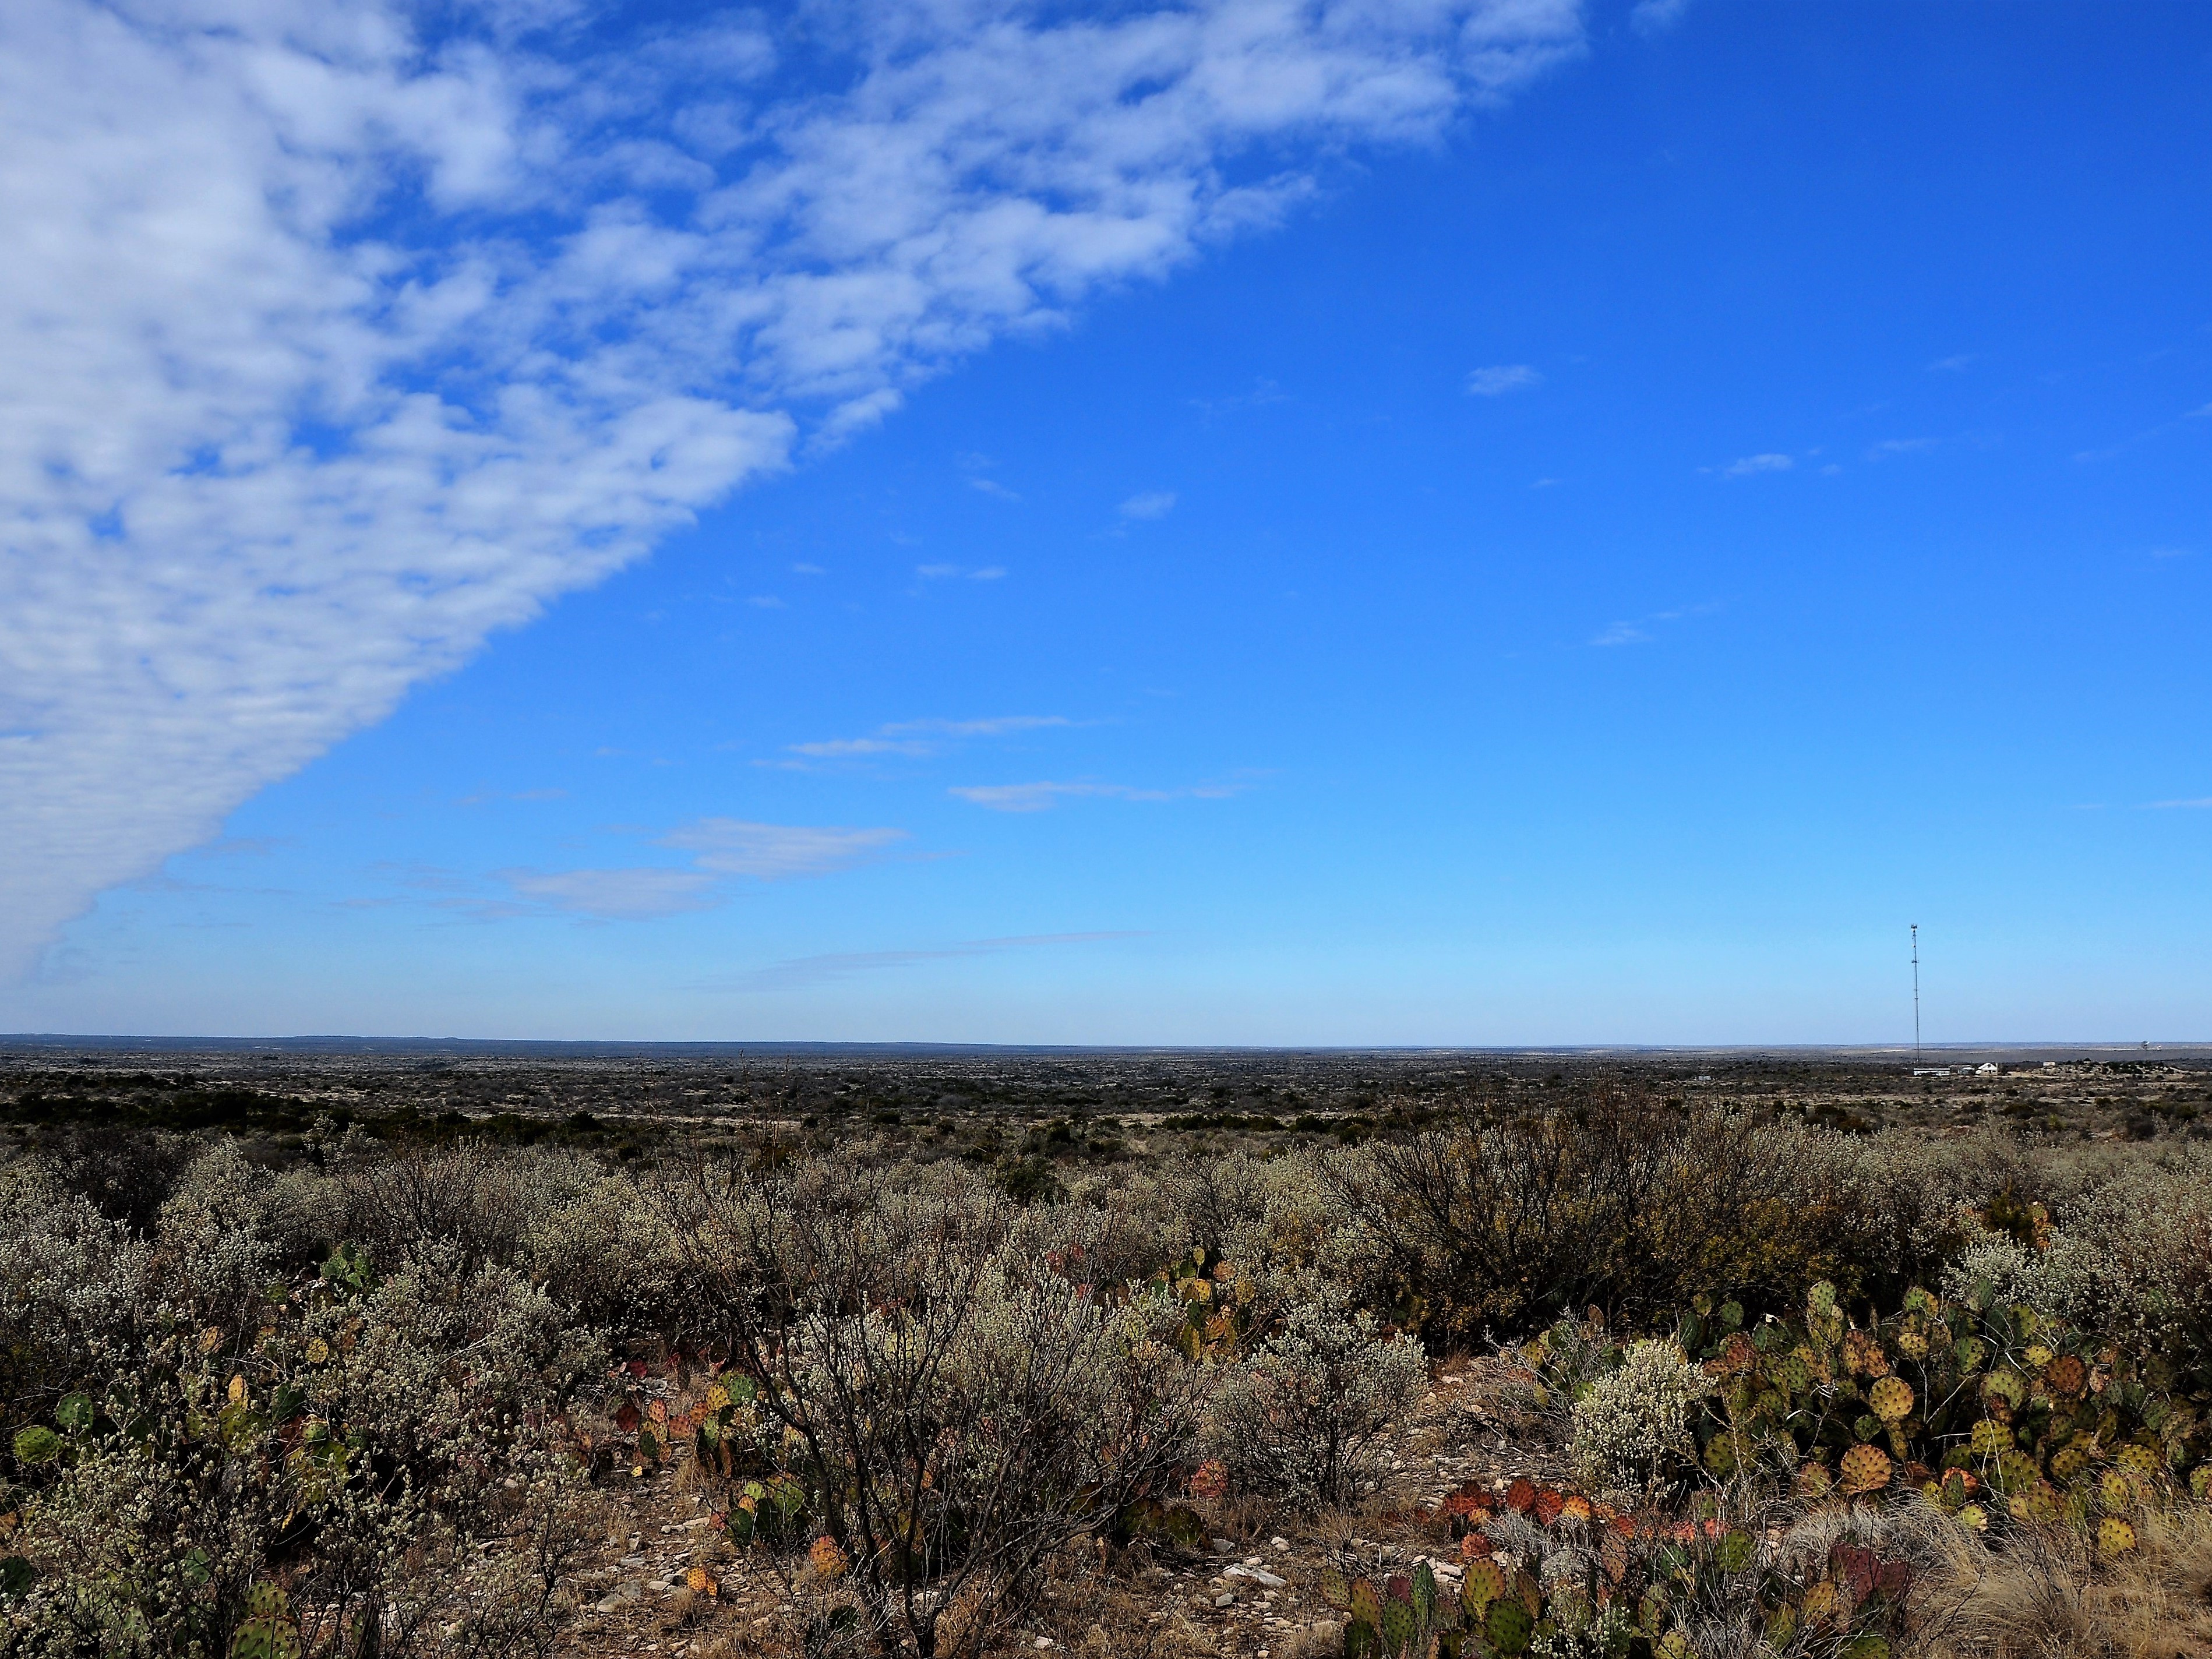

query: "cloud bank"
(0, 0), (1584, 979)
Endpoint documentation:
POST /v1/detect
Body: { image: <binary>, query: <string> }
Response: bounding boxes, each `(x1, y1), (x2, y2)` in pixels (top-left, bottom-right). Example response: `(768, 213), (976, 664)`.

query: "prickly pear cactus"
(1484, 1597), (1532, 1656)
(1380, 1593), (1416, 1656)
(227, 1583), (302, 1659)
(1461, 1557), (1504, 1615)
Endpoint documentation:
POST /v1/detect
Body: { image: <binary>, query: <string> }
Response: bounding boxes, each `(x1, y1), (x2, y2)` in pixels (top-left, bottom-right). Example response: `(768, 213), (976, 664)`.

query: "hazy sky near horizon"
(3, 0), (2208, 1043)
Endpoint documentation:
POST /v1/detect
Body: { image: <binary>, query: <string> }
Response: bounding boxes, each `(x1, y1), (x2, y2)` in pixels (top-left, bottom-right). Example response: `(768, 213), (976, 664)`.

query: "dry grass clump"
(1906, 1500), (2212, 1659)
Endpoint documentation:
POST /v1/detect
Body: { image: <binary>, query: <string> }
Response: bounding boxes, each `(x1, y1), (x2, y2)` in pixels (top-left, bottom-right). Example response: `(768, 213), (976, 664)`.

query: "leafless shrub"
(660, 1156), (1209, 1658)
(1322, 1081), (1855, 1340)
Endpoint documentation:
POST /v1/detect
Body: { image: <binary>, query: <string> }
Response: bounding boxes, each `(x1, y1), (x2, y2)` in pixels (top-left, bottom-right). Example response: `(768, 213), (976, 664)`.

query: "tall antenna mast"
(1911, 924), (1921, 1060)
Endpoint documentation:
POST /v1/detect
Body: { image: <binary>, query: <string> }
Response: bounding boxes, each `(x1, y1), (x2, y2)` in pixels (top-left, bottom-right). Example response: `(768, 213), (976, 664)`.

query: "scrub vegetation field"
(3, 1042), (2210, 1659)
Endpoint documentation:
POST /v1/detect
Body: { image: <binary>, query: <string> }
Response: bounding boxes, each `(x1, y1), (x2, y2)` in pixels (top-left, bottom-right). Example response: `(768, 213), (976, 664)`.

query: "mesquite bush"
(661, 1157), (1209, 1659)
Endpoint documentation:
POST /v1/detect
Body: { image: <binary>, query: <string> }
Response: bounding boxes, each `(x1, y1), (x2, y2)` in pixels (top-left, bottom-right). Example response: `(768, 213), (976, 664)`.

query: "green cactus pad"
(1412, 1561), (1437, 1625)
(1351, 1578), (1384, 1630)
(1486, 1598), (1533, 1656)
(1462, 1558), (1505, 1613)
(1381, 1597), (1417, 1655)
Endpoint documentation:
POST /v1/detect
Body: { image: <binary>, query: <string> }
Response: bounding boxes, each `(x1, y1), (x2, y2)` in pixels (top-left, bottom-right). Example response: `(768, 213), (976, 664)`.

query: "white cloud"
(0, 0), (1585, 980)
(1589, 599), (1718, 648)
(1629, 0), (1691, 34)
(891, 715), (1071, 739)
(1868, 437), (1940, 459)
(658, 818), (908, 880)
(495, 813), (906, 916)
(786, 737), (937, 760)
(1119, 490), (1179, 520)
(502, 866), (718, 920)
(1465, 363), (1541, 396)
(950, 776), (1243, 811)
(1927, 354), (1974, 372)
(1719, 453), (1793, 478)
(969, 477), (1021, 500)
(785, 713), (1070, 761)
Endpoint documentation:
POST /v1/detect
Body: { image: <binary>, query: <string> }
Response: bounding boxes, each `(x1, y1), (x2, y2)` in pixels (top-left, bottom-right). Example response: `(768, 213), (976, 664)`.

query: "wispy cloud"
(459, 813), (910, 920)
(895, 716), (1073, 740)
(969, 477), (1021, 502)
(1927, 354), (1974, 372)
(1465, 363), (1543, 396)
(701, 932), (1147, 993)
(1119, 490), (1179, 521)
(786, 737), (934, 760)
(1629, 0), (1692, 34)
(458, 787), (569, 806)
(2143, 797), (2212, 810)
(1190, 378), (1288, 418)
(1717, 453), (1794, 478)
(0, 0), (1587, 979)
(1589, 601), (1720, 648)
(916, 564), (1007, 581)
(1868, 437), (1939, 460)
(774, 714), (1073, 768)
(500, 867), (718, 921)
(659, 819), (908, 880)
(950, 778), (1243, 812)
(2075, 404), (2209, 462)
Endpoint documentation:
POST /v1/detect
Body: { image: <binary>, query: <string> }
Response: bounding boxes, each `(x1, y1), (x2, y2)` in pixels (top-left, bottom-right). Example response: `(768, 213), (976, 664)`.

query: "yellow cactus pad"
(1869, 1376), (1914, 1421)
(1840, 1443), (1893, 1496)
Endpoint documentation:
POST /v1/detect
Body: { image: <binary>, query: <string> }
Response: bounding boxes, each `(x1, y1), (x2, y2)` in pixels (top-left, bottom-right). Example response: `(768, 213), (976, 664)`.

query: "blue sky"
(3, 0), (2208, 1042)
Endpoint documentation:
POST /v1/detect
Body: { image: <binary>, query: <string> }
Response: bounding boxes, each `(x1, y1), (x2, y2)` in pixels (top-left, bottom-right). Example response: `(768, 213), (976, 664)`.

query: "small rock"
(1215, 1593), (1236, 1608)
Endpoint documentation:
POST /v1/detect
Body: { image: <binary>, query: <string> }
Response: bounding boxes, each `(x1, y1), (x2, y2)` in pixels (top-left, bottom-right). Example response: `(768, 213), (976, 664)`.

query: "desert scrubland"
(3, 1043), (2210, 1659)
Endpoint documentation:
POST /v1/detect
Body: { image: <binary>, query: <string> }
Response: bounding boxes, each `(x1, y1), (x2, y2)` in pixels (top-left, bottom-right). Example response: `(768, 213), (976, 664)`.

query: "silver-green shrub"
(1202, 1288), (1425, 1505)
(1568, 1337), (1706, 1494)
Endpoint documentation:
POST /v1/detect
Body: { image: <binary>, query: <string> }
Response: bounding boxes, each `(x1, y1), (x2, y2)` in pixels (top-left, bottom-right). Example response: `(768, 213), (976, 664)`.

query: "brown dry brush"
(1321, 1081), (1929, 1345)
(1901, 1498), (2212, 1659)
(657, 1157), (1208, 1659)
